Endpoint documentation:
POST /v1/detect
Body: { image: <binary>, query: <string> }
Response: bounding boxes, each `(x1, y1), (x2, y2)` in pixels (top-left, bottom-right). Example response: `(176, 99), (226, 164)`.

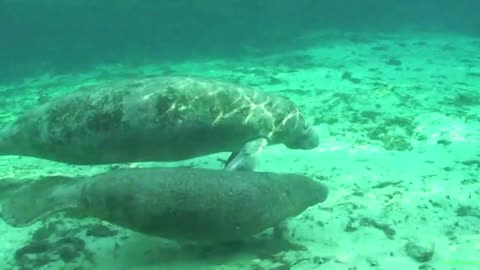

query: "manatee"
(0, 167), (328, 243)
(0, 76), (319, 168)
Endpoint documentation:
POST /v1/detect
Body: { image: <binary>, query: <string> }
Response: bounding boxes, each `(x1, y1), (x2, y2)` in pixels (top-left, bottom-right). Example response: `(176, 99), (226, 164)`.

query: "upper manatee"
(0, 76), (318, 165)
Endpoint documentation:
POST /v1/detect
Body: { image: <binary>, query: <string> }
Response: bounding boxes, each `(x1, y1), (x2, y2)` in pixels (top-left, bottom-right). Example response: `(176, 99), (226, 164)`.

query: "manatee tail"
(0, 178), (33, 202)
(0, 175), (82, 227)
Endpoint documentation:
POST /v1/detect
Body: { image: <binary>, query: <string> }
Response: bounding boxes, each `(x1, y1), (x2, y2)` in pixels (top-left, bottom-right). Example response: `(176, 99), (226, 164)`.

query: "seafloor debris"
(12, 220), (119, 270)
(404, 238), (435, 263)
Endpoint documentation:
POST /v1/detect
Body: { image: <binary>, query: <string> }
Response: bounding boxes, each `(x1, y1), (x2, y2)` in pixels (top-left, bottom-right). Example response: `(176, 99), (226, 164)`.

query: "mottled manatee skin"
(0, 76), (317, 165)
(81, 168), (327, 242)
(0, 167), (328, 242)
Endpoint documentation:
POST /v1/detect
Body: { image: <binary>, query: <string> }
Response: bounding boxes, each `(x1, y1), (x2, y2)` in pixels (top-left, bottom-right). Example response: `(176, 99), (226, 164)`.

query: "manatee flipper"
(273, 220), (290, 240)
(0, 176), (81, 227)
(224, 138), (268, 171)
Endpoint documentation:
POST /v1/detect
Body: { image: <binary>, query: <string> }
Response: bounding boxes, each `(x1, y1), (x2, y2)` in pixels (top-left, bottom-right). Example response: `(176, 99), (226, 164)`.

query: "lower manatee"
(0, 167), (328, 243)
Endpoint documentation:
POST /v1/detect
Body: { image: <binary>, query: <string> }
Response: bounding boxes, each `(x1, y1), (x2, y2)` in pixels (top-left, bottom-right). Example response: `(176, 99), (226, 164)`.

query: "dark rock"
(58, 244), (78, 262)
(14, 240), (52, 270)
(405, 238), (435, 262)
(32, 222), (59, 241)
(419, 264), (435, 270)
(386, 58), (402, 66)
(86, 224), (118, 238)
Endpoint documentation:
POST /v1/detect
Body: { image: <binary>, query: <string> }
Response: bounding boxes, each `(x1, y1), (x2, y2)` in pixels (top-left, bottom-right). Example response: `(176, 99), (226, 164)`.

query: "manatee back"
(0, 76), (311, 165)
(82, 167), (327, 242)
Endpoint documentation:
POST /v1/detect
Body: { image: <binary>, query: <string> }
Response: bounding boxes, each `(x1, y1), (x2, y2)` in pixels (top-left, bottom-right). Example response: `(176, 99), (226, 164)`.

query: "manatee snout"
(301, 177), (328, 205)
(311, 181), (329, 204)
(283, 174), (328, 211)
(286, 126), (319, 150)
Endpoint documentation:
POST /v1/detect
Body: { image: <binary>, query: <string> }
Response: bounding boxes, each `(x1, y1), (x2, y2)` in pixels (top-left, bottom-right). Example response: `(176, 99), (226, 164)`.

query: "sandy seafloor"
(0, 31), (479, 270)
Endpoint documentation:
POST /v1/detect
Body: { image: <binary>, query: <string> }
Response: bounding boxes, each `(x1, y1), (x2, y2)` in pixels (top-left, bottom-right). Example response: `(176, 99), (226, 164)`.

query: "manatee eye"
(281, 187), (294, 198)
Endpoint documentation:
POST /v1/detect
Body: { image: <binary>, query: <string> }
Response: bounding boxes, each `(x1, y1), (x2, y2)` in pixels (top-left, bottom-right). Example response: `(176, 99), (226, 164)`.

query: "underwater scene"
(0, 1), (479, 269)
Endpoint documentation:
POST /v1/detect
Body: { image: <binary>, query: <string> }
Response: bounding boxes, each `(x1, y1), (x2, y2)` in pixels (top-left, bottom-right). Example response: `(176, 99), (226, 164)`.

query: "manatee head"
(284, 124), (319, 150)
(280, 173), (329, 213)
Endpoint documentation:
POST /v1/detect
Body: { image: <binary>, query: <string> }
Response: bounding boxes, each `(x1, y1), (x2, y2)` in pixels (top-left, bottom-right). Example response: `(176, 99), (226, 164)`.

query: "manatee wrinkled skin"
(0, 76), (318, 165)
(0, 167), (328, 243)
